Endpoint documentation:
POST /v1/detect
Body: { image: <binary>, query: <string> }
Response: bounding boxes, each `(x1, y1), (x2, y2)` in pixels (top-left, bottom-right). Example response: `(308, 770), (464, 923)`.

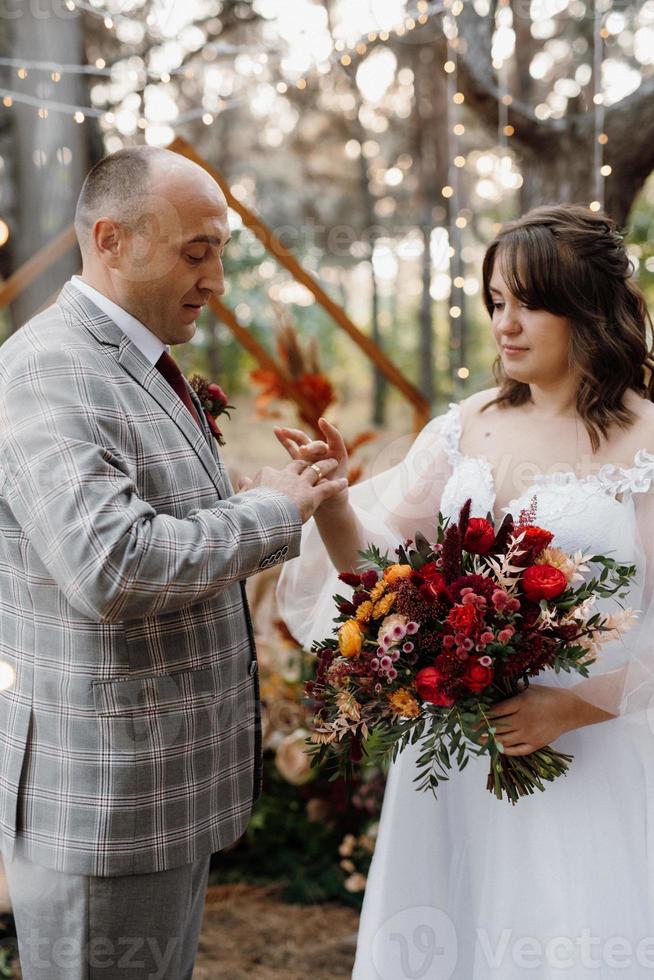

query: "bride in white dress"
(276, 204), (654, 978)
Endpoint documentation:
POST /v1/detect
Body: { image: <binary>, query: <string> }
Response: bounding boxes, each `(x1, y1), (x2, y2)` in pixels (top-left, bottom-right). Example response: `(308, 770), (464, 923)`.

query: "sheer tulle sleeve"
(569, 456), (654, 717)
(276, 410), (457, 651)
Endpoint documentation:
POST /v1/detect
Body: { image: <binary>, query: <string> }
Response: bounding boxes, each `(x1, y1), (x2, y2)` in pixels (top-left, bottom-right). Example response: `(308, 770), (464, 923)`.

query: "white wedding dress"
(278, 403), (654, 979)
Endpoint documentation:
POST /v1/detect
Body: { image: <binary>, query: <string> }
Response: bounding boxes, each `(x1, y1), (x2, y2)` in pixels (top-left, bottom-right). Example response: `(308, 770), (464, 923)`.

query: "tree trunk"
(8, 0), (91, 329)
(358, 152), (386, 426)
(453, 4), (654, 226)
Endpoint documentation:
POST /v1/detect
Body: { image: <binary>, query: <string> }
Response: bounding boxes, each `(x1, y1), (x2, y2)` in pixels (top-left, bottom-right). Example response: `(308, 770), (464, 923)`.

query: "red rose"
(416, 666), (455, 706)
(446, 604), (480, 637)
(462, 659), (494, 693)
(522, 564), (568, 601)
(463, 518), (496, 555)
(514, 525), (554, 566)
(207, 383), (229, 410)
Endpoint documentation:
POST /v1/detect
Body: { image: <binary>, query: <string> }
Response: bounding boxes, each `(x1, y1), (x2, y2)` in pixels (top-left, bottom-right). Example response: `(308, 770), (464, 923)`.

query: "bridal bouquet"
(306, 498), (637, 803)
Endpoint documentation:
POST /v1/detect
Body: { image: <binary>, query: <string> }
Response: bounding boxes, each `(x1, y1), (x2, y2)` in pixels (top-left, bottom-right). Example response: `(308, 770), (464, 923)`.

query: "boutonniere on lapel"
(188, 374), (234, 447)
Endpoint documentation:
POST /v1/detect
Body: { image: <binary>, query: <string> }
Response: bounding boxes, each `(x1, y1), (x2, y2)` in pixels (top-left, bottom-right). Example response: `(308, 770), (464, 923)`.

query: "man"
(0, 146), (346, 979)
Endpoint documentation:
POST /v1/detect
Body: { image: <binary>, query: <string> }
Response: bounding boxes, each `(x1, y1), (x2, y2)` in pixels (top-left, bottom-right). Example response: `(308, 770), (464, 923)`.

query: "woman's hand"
(480, 685), (581, 756)
(274, 418), (349, 487)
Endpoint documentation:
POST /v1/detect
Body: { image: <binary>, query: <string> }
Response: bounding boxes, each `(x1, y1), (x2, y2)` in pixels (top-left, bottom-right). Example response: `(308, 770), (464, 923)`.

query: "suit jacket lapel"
(58, 282), (229, 498)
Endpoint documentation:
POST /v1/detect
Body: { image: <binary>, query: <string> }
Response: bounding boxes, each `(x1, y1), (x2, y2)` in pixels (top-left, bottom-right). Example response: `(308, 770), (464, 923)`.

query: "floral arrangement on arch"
(251, 304), (375, 484)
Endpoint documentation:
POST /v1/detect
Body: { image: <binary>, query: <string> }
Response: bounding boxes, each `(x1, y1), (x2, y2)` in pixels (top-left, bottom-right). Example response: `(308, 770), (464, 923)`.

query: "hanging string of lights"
(0, 85), (244, 126)
(441, 0), (468, 389)
(0, 1), (445, 123)
(0, 43), (267, 78)
(590, 0), (611, 212)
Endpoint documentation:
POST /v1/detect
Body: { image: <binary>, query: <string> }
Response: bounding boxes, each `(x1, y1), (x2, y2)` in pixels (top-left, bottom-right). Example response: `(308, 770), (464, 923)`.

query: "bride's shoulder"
(458, 386), (502, 423)
(623, 391), (654, 447)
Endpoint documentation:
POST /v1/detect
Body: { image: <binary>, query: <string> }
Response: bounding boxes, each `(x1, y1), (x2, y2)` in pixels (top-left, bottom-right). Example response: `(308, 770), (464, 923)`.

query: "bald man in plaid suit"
(0, 146), (347, 979)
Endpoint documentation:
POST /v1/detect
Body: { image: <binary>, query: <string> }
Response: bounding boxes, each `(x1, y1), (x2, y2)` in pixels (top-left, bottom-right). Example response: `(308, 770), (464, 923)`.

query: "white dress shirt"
(71, 276), (167, 366)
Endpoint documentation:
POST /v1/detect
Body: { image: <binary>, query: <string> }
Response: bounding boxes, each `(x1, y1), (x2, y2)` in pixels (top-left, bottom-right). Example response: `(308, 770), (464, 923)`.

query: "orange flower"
(387, 688), (421, 719)
(338, 619), (363, 659)
(383, 564), (413, 586)
(373, 592), (396, 618)
(355, 600), (374, 624)
(369, 581), (387, 603)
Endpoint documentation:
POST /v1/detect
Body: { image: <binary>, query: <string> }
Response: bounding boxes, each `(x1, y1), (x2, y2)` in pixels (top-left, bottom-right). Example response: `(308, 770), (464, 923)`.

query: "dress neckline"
(440, 401), (654, 515)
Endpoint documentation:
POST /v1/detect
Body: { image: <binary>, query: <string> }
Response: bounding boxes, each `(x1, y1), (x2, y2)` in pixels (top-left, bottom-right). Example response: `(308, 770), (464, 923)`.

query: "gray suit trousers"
(2, 842), (210, 979)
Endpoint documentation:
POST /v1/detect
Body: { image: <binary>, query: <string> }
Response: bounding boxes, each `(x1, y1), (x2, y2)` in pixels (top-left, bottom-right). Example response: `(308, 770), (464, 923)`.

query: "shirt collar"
(71, 276), (167, 366)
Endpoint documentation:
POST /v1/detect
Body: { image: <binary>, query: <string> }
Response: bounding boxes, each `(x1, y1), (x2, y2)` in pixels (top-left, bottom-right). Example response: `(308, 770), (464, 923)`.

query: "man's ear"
(92, 219), (123, 268)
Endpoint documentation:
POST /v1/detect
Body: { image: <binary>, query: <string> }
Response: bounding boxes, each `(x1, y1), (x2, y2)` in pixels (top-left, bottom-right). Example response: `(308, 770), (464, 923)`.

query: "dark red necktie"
(155, 351), (203, 429)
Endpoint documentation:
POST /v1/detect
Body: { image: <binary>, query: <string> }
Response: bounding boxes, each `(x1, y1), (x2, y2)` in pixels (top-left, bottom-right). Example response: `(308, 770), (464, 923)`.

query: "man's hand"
(238, 457), (348, 524)
(273, 418), (349, 511)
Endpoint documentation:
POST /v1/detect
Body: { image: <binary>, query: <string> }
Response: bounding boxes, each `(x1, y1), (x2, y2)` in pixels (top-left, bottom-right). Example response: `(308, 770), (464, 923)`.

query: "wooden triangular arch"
(0, 137), (430, 431)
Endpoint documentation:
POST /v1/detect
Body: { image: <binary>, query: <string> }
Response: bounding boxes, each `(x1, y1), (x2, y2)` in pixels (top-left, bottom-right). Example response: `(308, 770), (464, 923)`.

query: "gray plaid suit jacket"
(0, 281), (302, 876)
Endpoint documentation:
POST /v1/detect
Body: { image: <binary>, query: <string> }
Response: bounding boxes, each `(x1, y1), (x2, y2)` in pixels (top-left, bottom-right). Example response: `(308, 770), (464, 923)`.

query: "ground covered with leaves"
(193, 885), (358, 979)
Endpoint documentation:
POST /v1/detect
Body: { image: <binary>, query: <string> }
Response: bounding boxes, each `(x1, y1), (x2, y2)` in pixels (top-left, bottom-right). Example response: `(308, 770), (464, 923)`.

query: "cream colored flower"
(275, 729), (315, 785)
(377, 613), (409, 647)
(339, 834), (357, 857)
(344, 873), (367, 893)
(536, 547), (577, 582)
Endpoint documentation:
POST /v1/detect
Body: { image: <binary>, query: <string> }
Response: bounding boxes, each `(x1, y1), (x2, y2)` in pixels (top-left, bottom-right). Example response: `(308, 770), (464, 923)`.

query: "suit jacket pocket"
(92, 666), (218, 718)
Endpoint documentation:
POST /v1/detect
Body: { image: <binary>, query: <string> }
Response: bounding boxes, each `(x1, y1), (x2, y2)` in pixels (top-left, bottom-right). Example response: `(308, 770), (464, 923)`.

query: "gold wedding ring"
(308, 462), (323, 482)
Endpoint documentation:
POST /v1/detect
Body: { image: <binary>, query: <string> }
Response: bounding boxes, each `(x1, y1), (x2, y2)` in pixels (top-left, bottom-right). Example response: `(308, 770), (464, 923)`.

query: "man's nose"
(198, 258), (225, 297)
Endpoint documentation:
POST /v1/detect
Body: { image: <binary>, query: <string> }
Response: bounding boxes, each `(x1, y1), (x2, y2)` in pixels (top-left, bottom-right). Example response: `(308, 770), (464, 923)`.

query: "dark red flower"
(514, 525), (554, 566)
(461, 659), (494, 693)
(206, 383), (229, 410)
(522, 564), (568, 601)
(349, 736), (364, 763)
(448, 574), (495, 604)
(415, 666), (455, 706)
(463, 518), (496, 555)
(203, 410), (224, 446)
(417, 563), (450, 602)
(361, 570), (379, 590)
(338, 572), (362, 588)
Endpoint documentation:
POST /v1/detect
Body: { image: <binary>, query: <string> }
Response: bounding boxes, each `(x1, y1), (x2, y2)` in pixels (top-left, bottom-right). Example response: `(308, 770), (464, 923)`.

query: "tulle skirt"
(352, 710), (654, 979)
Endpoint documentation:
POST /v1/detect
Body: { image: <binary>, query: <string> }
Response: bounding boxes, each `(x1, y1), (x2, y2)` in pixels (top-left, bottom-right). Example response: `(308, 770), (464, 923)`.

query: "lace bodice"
(438, 401), (654, 561)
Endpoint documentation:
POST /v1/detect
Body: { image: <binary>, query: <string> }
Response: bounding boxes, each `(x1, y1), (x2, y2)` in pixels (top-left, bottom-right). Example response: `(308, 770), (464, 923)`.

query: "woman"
(277, 205), (654, 978)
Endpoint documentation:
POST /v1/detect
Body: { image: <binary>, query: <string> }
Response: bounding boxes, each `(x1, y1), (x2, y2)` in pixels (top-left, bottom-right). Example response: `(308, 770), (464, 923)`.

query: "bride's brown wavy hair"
(481, 203), (654, 451)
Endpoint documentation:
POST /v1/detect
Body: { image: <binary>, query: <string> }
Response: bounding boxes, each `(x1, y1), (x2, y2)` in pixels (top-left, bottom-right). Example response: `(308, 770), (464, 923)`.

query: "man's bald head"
(74, 145), (230, 346)
(74, 145), (221, 253)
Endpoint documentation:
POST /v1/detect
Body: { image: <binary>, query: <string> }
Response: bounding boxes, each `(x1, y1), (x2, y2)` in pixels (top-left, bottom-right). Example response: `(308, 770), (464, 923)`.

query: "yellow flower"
(338, 619), (363, 659)
(383, 563), (413, 586)
(369, 581), (387, 603)
(373, 592), (396, 618)
(387, 688), (421, 719)
(355, 600), (374, 624)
